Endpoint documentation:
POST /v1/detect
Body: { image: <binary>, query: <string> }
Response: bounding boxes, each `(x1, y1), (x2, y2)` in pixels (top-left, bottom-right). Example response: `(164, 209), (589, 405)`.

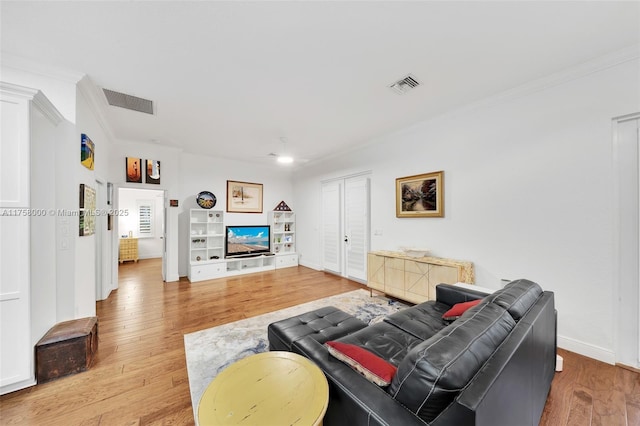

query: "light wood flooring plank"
(2, 258), (640, 425)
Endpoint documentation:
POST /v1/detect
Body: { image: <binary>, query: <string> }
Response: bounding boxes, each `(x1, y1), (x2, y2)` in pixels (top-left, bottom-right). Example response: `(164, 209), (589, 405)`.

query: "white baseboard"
(557, 335), (616, 365)
(299, 259), (322, 271)
(138, 254), (162, 260)
(165, 273), (179, 282)
(1, 377), (36, 396)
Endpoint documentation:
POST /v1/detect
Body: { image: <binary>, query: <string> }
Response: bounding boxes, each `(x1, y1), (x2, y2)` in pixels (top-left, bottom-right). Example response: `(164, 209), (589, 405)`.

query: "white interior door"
(321, 181), (342, 274)
(321, 174), (370, 282)
(345, 176), (369, 281)
(95, 180), (104, 300)
(162, 190), (168, 281)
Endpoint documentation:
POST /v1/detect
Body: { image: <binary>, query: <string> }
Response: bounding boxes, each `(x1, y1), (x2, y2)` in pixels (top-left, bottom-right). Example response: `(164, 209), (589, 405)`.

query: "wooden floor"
(1, 258), (639, 425)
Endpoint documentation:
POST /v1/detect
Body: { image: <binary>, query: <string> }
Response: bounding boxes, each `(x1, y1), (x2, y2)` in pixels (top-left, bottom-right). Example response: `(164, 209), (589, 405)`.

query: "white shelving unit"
(269, 210), (299, 269)
(188, 209), (278, 282)
(189, 209), (225, 263)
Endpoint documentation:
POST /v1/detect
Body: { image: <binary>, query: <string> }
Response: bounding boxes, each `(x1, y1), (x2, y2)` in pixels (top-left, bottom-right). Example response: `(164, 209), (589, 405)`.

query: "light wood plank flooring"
(1, 258), (639, 425)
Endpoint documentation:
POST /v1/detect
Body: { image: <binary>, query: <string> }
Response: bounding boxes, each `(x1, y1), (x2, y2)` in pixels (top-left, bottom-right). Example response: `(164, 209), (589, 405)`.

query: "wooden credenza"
(367, 251), (474, 304)
(119, 238), (139, 263)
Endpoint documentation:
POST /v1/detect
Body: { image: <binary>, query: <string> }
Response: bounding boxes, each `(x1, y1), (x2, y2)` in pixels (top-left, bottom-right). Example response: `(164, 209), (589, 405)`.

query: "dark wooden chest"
(35, 316), (98, 383)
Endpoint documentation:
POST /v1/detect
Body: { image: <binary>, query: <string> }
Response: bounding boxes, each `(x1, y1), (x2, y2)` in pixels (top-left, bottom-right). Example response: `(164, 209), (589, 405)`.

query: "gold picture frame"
(396, 171), (444, 218)
(226, 180), (263, 213)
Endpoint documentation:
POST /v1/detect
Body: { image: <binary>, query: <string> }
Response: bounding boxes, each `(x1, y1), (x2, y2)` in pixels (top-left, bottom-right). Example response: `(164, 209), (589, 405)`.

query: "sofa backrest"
(388, 302), (516, 423)
(487, 279), (543, 321)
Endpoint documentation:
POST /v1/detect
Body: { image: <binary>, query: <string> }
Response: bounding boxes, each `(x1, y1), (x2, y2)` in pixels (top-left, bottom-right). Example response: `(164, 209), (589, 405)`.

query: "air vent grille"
(389, 74), (421, 95)
(103, 88), (154, 114)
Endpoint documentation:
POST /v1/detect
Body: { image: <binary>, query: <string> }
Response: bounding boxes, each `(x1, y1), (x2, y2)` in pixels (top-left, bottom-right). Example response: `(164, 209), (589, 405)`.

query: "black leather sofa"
(268, 279), (556, 426)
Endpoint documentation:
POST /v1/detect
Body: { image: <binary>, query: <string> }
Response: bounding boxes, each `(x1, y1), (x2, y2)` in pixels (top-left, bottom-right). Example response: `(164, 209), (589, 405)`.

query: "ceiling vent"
(102, 88), (154, 114)
(389, 74), (421, 95)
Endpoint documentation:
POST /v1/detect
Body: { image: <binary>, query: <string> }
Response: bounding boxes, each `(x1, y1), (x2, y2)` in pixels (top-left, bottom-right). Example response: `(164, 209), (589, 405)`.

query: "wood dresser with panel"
(367, 251), (474, 304)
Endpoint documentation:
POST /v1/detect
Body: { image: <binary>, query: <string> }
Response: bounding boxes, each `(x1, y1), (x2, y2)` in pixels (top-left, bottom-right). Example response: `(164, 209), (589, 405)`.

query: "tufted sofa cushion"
(267, 306), (367, 351)
(388, 302), (516, 423)
(488, 279), (543, 321)
(333, 321), (424, 367)
(384, 300), (451, 340)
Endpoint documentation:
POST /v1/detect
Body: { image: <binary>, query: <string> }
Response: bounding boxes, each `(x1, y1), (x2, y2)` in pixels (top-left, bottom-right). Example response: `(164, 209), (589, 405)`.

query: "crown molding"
(1, 52), (84, 84)
(0, 81), (64, 125)
(395, 44), (640, 137)
(76, 76), (116, 141)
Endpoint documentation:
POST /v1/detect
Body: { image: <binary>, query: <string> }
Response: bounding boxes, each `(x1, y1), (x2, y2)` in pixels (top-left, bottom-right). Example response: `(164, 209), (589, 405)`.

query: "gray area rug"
(184, 288), (407, 421)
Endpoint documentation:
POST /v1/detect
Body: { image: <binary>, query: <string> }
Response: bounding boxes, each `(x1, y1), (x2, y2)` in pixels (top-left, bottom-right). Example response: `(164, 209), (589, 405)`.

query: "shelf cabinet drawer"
(189, 263), (226, 282)
(275, 254), (298, 269)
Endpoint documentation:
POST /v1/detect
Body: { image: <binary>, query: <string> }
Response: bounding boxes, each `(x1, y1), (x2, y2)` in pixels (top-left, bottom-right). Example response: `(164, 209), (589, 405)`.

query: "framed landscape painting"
(227, 180), (263, 213)
(396, 171), (444, 218)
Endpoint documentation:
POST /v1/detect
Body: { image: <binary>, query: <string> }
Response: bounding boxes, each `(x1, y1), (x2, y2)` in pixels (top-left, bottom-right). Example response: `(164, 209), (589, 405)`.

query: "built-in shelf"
(187, 208), (298, 283)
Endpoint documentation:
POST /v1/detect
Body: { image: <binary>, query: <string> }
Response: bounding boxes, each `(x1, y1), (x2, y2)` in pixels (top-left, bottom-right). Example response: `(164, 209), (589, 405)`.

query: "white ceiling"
(2, 1), (639, 167)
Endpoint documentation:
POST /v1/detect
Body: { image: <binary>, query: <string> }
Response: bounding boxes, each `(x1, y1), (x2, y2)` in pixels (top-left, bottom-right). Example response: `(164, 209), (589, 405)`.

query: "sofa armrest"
(292, 336), (427, 426)
(436, 283), (490, 307)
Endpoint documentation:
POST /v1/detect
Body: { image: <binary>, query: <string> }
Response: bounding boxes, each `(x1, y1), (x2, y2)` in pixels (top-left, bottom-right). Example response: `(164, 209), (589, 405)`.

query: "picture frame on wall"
(396, 171), (444, 218)
(80, 134), (95, 170)
(126, 157), (142, 183)
(145, 159), (161, 184)
(79, 183), (96, 236)
(226, 180), (263, 213)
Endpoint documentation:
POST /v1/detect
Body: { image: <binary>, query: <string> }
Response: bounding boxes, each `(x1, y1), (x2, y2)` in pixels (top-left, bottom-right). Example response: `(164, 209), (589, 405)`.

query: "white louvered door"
(345, 176), (369, 281)
(321, 174), (370, 282)
(321, 181), (342, 274)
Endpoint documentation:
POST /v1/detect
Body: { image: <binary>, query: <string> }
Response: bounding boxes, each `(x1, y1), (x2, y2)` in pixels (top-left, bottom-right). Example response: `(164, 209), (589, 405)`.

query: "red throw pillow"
(325, 341), (397, 386)
(442, 299), (482, 321)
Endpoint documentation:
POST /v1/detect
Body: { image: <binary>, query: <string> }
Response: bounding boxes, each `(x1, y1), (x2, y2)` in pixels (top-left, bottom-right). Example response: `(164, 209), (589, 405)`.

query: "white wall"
(1, 65), (110, 323)
(108, 141), (294, 278)
(108, 140), (182, 281)
(178, 152), (293, 276)
(293, 58), (640, 364)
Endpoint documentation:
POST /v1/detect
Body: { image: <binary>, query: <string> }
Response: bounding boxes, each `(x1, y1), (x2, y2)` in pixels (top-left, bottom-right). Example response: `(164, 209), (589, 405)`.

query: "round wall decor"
(197, 191), (217, 209)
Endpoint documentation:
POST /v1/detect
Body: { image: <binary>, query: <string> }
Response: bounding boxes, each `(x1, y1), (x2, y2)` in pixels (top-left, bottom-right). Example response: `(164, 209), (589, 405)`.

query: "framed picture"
(227, 180), (263, 213)
(126, 157), (142, 183)
(396, 171), (444, 218)
(81, 134), (95, 170)
(145, 159), (161, 184)
(79, 183), (96, 236)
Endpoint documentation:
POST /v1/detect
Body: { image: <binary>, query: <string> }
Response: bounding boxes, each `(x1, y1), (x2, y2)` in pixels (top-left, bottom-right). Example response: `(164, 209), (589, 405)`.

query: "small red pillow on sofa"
(325, 341), (397, 386)
(442, 299), (482, 321)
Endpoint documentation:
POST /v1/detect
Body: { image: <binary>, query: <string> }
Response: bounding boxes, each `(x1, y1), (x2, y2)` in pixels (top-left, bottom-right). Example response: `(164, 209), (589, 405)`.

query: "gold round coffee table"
(198, 351), (329, 426)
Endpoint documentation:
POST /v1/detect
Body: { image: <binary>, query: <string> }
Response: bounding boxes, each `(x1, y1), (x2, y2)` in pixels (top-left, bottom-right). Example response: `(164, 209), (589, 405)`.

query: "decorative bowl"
(400, 247), (430, 258)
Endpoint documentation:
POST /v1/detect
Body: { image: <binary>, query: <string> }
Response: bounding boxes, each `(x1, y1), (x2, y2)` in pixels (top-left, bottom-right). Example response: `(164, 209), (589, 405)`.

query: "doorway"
(117, 188), (166, 274)
(321, 173), (371, 282)
(613, 113), (640, 368)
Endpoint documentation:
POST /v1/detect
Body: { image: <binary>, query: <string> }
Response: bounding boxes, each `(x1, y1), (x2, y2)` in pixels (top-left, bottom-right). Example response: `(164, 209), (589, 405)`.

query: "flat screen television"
(225, 225), (271, 258)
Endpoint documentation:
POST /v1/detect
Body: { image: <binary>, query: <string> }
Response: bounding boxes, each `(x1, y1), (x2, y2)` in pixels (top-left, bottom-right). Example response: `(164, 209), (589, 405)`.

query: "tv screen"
(225, 225), (271, 258)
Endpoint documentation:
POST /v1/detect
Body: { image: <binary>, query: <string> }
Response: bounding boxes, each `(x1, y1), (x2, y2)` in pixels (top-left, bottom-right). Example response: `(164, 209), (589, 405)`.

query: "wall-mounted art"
(79, 183), (96, 236)
(227, 180), (263, 213)
(396, 171), (444, 218)
(145, 159), (160, 184)
(126, 157), (142, 183)
(81, 134), (95, 170)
